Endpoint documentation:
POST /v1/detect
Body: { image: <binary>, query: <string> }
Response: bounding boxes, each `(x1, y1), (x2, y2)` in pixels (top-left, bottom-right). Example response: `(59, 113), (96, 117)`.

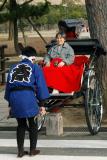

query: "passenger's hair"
(56, 31), (66, 39)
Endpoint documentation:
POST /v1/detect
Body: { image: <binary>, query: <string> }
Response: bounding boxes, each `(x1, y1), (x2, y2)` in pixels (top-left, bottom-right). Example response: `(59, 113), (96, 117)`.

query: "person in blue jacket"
(4, 46), (50, 157)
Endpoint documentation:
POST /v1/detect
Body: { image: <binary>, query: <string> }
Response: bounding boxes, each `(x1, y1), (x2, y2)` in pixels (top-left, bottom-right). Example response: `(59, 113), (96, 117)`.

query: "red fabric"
(42, 56), (89, 93)
(66, 32), (77, 40)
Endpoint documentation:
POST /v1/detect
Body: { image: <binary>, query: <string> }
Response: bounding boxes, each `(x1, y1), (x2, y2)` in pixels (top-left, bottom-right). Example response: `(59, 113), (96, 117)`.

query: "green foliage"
(0, 0), (87, 25)
(0, 0), (50, 23)
(16, 1), (49, 19)
(41, 6), (61, 24)
(31, 5), (61, 26)
(33, 4), (87, 26)
(0, 12), (10, 23)
(67, 5), (87, 19)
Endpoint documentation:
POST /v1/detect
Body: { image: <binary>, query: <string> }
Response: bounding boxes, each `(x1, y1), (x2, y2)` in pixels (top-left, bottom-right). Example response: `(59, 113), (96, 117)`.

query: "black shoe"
(17, 151), (29, 158)
(29, 149), (40, 156)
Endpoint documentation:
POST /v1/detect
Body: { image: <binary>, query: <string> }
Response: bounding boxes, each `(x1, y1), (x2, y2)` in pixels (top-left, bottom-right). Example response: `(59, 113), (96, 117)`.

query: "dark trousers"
(16, 117), (38, 152)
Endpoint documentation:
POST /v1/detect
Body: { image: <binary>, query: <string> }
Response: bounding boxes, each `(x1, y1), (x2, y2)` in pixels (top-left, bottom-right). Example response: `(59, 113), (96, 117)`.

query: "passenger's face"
(56, 35), (65, 45)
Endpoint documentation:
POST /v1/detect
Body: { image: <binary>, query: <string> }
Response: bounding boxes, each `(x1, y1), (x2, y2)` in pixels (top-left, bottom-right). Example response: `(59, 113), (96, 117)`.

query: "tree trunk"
(13, 18), (20, 54)
(85, 0), (107, 113)
(19, 19), (27, 46)
(9, 0), (19, 54)
(27, 18), (48, 45)
(8, 21), (14, 40)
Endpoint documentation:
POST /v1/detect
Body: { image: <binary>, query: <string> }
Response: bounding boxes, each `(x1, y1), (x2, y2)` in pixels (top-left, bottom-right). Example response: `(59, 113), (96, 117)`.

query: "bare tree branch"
(27, 17), (48, 45)
(21, 0), (34, 6)
(0, 0), (7, 11)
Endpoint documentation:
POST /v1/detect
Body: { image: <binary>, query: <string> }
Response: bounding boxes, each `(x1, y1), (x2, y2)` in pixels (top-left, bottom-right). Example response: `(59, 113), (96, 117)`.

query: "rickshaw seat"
(42, 55), (90, 93)
(66, 32), (77, 40)
(73, 55), (90, 65)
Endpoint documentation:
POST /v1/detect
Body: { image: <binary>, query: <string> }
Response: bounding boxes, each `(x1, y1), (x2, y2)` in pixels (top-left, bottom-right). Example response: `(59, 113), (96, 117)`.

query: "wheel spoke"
(85, 68), (103, 135)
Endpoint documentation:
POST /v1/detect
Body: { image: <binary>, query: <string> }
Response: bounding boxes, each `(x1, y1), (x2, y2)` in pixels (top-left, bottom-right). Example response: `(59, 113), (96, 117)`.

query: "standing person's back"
(4, 46), (49, 157)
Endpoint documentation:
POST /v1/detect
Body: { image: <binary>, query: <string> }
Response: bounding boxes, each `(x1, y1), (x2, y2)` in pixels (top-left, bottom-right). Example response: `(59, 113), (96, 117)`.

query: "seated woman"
(43, 33), (90, 94)
(44, 32), (75, 67)
(43, 32), (75, 94)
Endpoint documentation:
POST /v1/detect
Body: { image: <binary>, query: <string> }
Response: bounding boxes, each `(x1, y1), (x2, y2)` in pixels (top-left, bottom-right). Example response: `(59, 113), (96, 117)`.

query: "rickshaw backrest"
(66, 31), (77, 40)
(67, 39), (105, 56)
(46, 39), (105, 58)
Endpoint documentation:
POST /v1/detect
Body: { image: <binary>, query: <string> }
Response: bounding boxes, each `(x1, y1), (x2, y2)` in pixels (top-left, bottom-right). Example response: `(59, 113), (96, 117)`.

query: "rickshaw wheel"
(85, 69), (103, 135)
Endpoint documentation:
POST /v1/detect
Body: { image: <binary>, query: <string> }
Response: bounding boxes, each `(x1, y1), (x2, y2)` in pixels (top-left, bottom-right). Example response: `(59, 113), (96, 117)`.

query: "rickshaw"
(37, 38), (105, 135)
(58, 19), (84, 40)
(47, 19), (84, 47)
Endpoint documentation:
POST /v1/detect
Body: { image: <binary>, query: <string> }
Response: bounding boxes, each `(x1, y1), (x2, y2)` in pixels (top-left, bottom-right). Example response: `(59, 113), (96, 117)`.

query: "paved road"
(0, 130), (107, 159)
(1, 88), (107, 159)
(0, 30), (57, 38)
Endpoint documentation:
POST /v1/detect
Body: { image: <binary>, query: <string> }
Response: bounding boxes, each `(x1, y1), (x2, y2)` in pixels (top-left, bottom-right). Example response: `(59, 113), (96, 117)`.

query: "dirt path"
(0, 37), (52, 56)
(0, 30), (57, 56)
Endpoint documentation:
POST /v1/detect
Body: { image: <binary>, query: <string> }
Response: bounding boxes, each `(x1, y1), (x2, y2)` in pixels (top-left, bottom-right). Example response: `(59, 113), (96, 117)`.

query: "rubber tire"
(85, 76), (103, 135)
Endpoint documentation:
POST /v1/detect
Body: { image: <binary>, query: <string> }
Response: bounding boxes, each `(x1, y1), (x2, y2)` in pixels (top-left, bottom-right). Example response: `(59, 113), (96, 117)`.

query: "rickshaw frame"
(37, 38), (105, 135)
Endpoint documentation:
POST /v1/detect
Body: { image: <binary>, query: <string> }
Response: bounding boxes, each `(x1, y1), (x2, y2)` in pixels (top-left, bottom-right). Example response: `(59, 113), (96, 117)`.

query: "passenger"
(77, 25), (91, 39)
(44, 31), (75, 67)
(58, 25), (77, 40)
(44, 32), (75, 94)
(4, 46), (49, 157)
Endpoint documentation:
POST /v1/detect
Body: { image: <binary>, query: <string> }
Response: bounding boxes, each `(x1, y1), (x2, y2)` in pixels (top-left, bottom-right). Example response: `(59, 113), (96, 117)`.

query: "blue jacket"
(4, 59), (50, 118)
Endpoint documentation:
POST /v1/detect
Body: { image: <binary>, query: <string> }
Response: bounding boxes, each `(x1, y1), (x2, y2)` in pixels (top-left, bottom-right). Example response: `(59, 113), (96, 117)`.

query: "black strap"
(10, 86), (34, 92)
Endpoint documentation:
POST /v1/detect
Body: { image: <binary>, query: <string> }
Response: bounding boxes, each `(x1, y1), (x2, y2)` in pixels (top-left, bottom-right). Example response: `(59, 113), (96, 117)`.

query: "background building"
(17, 0), (62, 5)
(17, 0), (85, 5)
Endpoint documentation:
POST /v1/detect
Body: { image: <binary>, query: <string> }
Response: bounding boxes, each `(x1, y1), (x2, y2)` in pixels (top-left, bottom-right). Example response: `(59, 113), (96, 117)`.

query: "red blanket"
(42, 56), (89, 93)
